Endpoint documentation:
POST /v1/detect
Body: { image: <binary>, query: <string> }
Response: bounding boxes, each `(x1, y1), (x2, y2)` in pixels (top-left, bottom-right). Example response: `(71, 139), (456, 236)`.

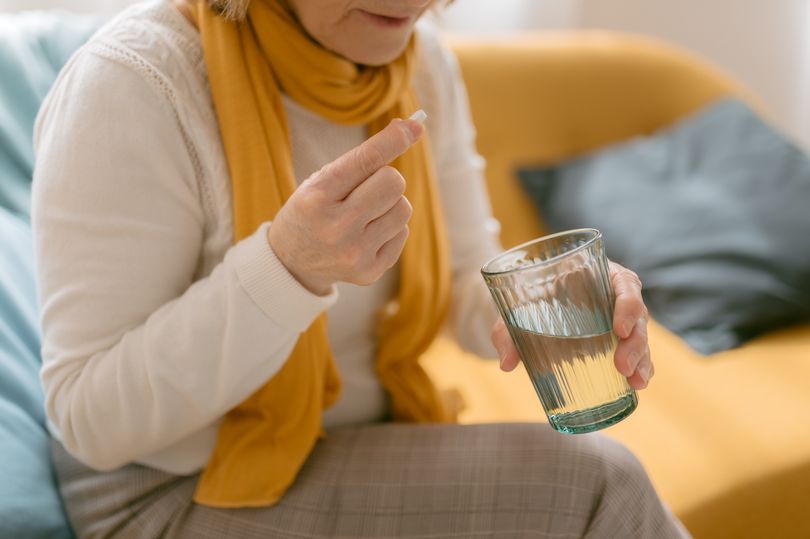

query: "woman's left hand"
(490, 261), (653, 390)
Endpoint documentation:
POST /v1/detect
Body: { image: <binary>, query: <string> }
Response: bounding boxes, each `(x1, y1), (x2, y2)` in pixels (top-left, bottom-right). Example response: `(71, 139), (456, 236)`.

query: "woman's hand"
(490, 261), (653, 390)
(268, 118), (423, 295)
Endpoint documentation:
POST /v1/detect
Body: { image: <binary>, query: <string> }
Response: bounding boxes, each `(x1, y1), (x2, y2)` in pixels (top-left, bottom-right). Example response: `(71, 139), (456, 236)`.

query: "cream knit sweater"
(32, 0), (502, 475)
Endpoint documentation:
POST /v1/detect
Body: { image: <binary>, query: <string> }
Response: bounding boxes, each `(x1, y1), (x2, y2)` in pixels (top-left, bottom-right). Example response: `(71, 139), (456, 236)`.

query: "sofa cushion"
(519, 99), (810, 354)
(0, 10), (99, 220)
(0, 207), (74, 539)
(0, 10), (100, 538)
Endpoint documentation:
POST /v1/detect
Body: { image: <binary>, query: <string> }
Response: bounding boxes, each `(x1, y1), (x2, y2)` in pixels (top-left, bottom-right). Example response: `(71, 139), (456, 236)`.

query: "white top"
(32, 0), (502, 475)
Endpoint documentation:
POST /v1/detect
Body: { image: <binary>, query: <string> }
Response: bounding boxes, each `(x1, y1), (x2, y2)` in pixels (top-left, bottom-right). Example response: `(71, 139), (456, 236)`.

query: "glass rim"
(481, 228), (602, 277)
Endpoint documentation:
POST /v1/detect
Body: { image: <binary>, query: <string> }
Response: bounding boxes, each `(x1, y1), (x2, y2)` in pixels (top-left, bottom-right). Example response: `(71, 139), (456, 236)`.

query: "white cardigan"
(32, 0), (502, 475)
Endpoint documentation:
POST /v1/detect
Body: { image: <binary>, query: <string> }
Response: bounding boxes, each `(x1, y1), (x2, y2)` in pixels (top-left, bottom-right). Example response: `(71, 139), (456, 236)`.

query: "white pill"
(408, 109), (428, 124)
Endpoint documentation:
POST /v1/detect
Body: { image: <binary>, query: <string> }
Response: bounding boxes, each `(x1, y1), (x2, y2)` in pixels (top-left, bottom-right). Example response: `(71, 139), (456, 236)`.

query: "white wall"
(4, 0), (808, 147)
(0, 0), (135, 14)
(442, 0), (810, 148)
(439, 0), (580, 35)
(578, 0), (810, 148)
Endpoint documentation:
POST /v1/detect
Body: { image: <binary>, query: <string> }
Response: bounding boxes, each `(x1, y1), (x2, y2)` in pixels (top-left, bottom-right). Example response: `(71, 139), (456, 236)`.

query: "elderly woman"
(32, 0), (688, 537)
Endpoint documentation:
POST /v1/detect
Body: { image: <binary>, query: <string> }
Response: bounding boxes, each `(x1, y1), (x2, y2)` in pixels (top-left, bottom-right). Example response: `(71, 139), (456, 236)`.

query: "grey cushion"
(519, 99), (810, 354)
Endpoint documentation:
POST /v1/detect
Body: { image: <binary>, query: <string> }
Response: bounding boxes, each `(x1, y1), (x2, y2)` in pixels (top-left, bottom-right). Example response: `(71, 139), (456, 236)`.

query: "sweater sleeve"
(418, 29), (504, 359)
(32, 48), (336, 471)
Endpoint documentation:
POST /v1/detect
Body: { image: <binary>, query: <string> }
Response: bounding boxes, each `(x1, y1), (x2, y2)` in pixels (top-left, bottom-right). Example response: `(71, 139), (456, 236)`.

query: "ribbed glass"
(482, 229), (637, 434)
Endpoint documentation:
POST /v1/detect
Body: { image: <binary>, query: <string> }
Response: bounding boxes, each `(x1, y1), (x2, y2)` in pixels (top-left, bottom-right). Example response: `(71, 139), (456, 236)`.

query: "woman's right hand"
(267, 118), (424, 295)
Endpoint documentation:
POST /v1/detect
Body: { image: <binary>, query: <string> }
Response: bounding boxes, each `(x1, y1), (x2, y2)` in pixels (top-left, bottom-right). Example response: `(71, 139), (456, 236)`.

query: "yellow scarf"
(192, 0), (453, 508)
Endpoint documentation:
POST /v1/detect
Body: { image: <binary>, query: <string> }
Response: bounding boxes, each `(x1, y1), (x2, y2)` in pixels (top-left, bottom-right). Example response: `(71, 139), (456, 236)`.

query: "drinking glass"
(482, 229), (637, 434)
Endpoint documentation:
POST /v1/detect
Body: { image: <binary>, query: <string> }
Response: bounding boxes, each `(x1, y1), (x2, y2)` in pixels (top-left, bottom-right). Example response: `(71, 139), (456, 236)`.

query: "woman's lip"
(356, 9), (412, 28)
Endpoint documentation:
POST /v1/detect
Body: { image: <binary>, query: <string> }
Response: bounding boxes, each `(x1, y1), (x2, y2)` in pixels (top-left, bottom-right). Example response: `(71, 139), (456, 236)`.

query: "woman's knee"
(582, 436), (688, 537)
(592, 435), (657, 497)
(507, 424), (657, 500)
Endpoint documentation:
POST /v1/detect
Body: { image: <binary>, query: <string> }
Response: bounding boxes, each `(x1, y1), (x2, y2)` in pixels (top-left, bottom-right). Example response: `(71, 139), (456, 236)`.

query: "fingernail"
(621, 319), (634, 338)
(494, 340), (505, 363)
(400, 110), (427, 144)
(638, 363), (652, 383)
(399, 119), (422, 144)
(498, 352), (507, 370)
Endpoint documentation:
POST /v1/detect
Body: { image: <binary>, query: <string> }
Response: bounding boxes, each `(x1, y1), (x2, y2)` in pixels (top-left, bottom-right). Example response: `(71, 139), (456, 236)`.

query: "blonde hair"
(208, 0), (251, 20)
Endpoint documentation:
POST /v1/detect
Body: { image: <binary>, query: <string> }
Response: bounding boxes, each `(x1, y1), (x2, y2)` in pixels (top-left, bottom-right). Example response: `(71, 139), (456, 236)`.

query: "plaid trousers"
(51, 423), (690, 538)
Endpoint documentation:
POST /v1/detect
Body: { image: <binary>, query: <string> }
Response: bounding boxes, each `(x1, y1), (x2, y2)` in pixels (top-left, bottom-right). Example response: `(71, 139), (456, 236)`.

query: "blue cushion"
(0, 207), (73, 539)
(519, 99), (810, 354)
(0, 10), (99, 220)
(0, 10), (100, 538)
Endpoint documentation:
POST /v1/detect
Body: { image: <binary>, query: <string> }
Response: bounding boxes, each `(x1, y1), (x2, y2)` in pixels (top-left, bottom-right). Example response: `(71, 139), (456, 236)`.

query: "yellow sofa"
(424, 32), (810, 539)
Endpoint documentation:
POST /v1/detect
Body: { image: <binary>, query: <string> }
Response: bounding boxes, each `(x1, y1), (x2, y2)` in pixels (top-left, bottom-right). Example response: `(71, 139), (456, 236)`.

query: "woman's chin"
(332, 17), (414, 66)
(356, 49), (408, 67)
(342, 38), (411, 66)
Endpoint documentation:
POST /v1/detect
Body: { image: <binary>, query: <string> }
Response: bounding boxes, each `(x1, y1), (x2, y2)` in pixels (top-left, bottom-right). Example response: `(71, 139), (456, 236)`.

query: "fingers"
(614, 317), (654, 389)
(491, 318), (521, 372)
(608, 261), (654, 388)
(344, 165), (406, 224)
(318, 118), (423, 200)
(614, 318), (647, 375)
(375, 225), (409, 272)
(610, 261), (648, 339)
(627, 354), (654, 390)
(365, 196), (412, 249)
